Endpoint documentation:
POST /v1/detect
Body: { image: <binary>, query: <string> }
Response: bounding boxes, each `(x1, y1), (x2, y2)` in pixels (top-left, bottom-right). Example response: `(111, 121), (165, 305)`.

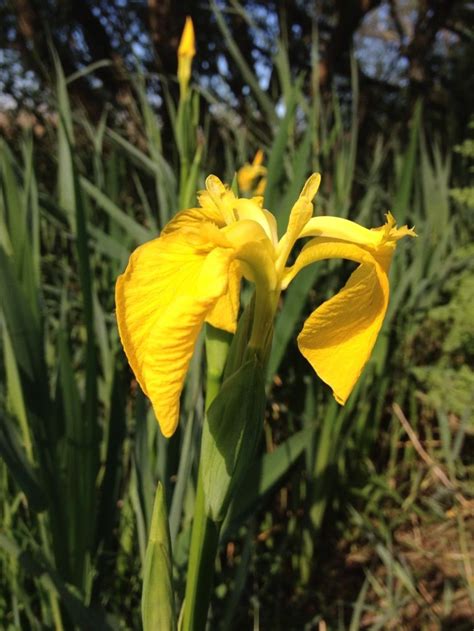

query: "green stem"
(248, 288), (279, 363)
(181, 470), (220, 631)
(176, 98), (190, 211)
(181, 328), (229, 630)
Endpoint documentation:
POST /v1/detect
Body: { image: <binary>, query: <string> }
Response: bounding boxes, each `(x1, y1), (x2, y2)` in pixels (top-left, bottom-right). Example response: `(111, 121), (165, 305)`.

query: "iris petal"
(276, 173), (321, 269)
(115, 233), (232, 436)
(233, 199), (275, 243)
(286, 173), (321, 240)
(283, 235), (395, 404)
(286, 212), (415, 405)
(282, 238), (375, 289)
(163, 206), (226, 234)
(299, 213), (416, 248)
(298, 260), (388, 404)
(206, 259), (241, 333)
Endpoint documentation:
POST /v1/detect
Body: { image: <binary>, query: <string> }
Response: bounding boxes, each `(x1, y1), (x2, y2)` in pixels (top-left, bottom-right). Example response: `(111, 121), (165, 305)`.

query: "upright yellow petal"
(276, 173), (321, 271)
(116, 233), (231, 437)
(200, 175), (237, 225)
(222, 219), (277, 291)
(286, 173), (321, 241)
(233, 198), (276, 243)
(297, 260), (388, 404)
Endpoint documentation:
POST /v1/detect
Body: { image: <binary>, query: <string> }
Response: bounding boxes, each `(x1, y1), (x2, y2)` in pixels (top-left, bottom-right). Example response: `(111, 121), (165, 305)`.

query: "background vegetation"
(0, 1), (473, 629)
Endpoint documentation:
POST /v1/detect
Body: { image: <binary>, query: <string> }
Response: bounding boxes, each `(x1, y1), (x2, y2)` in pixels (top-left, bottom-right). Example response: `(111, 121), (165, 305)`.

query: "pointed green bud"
(141, 482), (176, 631)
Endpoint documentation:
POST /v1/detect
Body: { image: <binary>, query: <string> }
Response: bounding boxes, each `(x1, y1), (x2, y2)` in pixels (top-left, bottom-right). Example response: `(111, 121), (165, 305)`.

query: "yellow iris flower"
(116, 174), (415, 437)
(237, 149), (267, 195)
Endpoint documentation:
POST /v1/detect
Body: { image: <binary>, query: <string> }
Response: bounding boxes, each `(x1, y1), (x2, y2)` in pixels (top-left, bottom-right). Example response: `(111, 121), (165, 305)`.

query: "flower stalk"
(181, 325), (230, 631)
(181, 471), (220, 631)
(175, 16), (201, 211)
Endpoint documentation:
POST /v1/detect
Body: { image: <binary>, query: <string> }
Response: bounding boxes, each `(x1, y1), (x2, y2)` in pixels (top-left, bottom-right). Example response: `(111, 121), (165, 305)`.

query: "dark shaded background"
(1, 1), (473, 143)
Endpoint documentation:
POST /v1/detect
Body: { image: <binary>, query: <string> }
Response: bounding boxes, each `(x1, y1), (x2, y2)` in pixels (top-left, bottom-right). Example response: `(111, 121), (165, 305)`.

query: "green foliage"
(410, 246), (474, 418)
(450, 119), (474, 207)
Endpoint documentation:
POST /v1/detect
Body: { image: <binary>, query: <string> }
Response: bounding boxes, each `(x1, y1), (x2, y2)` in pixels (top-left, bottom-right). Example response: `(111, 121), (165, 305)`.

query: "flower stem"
(181, 326), (230, 630)
(181, 470), (220, 631)
(248, 288), (279, 363)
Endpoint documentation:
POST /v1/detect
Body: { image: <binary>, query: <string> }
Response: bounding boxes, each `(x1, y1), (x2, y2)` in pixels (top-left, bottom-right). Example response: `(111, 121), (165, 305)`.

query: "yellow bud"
(237, 150), (267, 195)
(177, 17), (196, 98)
(252, 149), (264, 167)
(178, 16), (196, 59)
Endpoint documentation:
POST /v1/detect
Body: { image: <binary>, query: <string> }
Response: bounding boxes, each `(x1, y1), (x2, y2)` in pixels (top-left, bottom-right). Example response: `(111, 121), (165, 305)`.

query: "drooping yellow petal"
(140, 294), (217, 436)
(162, 206), (226, 235)
(298, 260), (388, 404)
(283, 213), (417, 288)
(284, 211), (415, 405)
(116, 233), (231, 437)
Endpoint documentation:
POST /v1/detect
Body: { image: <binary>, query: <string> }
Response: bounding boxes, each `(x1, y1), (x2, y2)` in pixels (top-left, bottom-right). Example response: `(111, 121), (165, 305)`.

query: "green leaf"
(0, 534), (114, 630)
(0, 246), (43, 384)
(264, 81), (302, 217)
(201, 357), (266, 522)
(266, 265), (319, 385)
(0, 141), (26, 276)
(0, 415), (46, 512)
(224, 426), (313, 535)
(2, 319), (33, 459)
(278, 118), (315, 228)
(80, 176), (151, 244)
(95, 363), (127, 554)
(392, 100), (422, 224)
(53, 52), (76, 229)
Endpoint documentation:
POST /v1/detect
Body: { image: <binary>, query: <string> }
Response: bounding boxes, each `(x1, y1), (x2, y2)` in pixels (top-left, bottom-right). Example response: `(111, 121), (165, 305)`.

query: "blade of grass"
(80, 176), (151, 244)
